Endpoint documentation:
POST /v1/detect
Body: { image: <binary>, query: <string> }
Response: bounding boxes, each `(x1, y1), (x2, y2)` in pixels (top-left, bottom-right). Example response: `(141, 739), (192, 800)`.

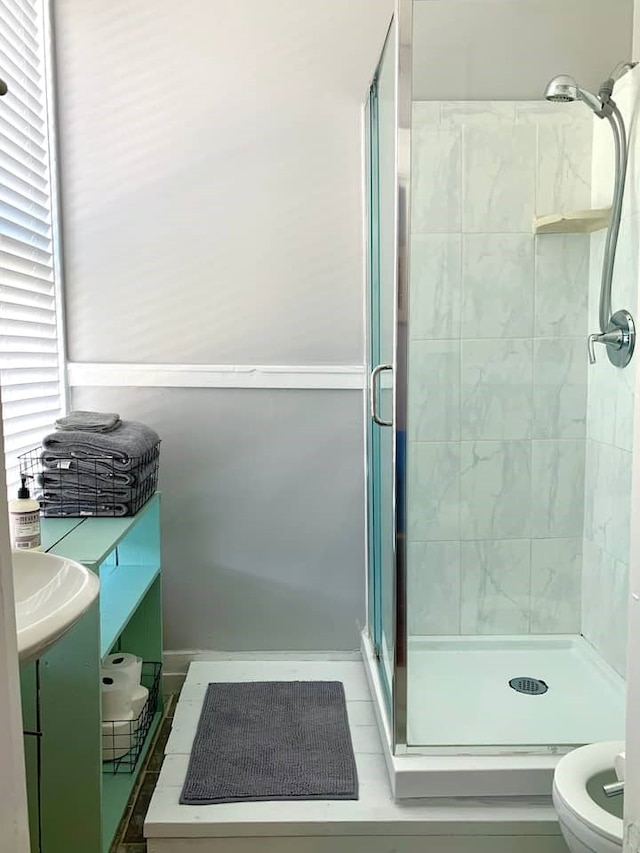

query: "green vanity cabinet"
(20, 493), (163, 853)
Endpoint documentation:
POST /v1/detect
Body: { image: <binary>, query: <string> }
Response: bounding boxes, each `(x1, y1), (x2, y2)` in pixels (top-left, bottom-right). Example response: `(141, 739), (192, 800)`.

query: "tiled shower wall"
(407, 101), (592, 636)
(582, 70), (640, 677)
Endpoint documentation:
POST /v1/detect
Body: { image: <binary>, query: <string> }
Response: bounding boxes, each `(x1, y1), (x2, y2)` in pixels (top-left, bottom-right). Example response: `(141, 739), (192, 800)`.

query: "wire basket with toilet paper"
(101, 661), (162, 773)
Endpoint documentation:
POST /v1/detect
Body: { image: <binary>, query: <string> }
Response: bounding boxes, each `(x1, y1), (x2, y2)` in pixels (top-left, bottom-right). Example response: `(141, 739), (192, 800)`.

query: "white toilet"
(552, 741), (624, 853)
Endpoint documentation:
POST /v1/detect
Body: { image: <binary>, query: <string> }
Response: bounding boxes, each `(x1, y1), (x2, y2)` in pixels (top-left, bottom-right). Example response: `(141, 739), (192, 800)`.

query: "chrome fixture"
(544, 74), (602, 114)
(588, 309), (635, 367)
(545, 62), (637, 368)
(508, 676), (548, 695)
(370, 364), (393, 427)
(603, 780), (624, 798)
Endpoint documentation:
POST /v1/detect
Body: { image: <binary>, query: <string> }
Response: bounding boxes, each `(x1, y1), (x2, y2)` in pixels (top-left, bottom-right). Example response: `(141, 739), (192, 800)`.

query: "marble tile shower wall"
(407, 101), (592, 638)
(582, 71), (640, 677)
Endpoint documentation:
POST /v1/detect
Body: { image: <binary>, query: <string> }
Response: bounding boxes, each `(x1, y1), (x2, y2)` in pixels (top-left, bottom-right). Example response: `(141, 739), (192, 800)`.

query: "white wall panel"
(622, 6), (640, 844)
(72, 386), (366, 651)
(54, 0), (393, 652)
(407, 101), (590, 637)
(54, 0), (393, 364)
(582, 68), (640, 678)
(413, 0), (633, 101)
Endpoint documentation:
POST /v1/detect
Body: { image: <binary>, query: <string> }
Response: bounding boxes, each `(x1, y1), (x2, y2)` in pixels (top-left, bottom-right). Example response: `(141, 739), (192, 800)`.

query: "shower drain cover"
(509, 676), (548, 695)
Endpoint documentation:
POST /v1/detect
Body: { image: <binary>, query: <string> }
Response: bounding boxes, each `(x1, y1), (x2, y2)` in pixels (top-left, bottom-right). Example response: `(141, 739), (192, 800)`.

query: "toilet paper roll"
(615, 751), (626, 782)
(131, 684), (149, 719)
(102, 653), (143, 688)
(102, 712), (138, 762)
(101, 671), (134, 721)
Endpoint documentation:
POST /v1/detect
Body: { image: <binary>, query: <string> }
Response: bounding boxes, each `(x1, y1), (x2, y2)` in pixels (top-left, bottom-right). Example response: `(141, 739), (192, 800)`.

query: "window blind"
(0, 0), (64, 495)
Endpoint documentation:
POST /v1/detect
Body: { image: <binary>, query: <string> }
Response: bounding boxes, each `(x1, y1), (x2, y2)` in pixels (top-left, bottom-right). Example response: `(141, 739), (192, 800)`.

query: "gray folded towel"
(38, 459), (157, 488)
(39, 485), (133, 502)
(55, 411), (122, 433)
(42, 421), (160, 471)
(40, 501), (129, 518)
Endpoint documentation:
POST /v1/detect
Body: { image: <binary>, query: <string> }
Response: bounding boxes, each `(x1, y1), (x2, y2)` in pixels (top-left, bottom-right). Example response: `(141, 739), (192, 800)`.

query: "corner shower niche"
(403, 95), (630, 755)
(532, 208), (611, 234)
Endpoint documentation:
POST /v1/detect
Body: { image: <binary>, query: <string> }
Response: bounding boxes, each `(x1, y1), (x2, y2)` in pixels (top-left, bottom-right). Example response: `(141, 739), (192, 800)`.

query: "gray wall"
(54, 0), (394, 651)
(413, 0), (634, 100)
(72, 386), (366, 651)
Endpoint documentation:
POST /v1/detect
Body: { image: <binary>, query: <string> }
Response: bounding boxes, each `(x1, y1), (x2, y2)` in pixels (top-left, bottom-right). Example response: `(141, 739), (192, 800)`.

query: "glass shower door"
(366, 19), (397, 707)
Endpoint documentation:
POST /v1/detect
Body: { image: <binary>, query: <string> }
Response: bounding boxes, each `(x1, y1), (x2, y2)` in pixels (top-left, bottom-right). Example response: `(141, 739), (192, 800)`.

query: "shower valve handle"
(587, 329), (624, 364)
(586, 310), (635, 368)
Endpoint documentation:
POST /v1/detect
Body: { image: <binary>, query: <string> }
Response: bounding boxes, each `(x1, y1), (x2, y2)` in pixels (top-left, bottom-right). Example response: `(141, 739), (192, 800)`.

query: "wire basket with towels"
(19, 411), (161, 518)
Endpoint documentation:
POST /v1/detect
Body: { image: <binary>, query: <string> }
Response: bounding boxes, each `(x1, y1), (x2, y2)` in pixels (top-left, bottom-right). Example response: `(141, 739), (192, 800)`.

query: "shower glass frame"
(391, 0), (412, 755)
(364, 0), (412, 755)
(369, 0), (628, 760)
(365, 16), (398, 718)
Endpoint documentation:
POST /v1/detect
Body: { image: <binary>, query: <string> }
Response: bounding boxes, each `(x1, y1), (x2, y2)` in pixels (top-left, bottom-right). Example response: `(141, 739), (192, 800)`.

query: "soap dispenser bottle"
(9, 476), (41, 550)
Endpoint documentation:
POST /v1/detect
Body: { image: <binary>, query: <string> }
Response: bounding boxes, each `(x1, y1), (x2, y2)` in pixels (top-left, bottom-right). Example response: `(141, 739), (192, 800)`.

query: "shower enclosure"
(365, 0), (634, 795)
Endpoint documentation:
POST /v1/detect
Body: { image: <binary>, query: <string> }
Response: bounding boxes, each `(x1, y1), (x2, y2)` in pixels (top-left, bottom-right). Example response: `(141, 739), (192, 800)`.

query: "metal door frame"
(363, 0), (412, 754)
(365, 19), (395, 712)
(392, 0), (412, 754)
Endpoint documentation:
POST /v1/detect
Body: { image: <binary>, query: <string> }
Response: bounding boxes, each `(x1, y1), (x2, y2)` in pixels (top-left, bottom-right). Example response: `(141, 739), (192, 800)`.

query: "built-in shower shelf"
(532, 207), (611, 234)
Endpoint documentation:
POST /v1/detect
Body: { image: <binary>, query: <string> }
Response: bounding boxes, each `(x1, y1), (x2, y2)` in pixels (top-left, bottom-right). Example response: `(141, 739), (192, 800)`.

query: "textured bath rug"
(179, 680), (359, 804)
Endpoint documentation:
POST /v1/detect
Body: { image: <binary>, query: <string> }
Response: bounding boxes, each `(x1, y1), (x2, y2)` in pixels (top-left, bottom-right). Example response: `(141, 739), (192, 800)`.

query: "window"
(0, 0), (65, 495)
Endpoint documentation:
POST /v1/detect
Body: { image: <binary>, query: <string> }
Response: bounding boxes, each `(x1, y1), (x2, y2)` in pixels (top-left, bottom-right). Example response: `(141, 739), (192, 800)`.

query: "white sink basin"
(12, 549), (100, 666)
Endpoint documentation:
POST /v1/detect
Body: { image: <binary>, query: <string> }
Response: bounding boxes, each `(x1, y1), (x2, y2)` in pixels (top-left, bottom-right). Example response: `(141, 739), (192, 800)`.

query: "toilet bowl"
(552, 741), (624, 853)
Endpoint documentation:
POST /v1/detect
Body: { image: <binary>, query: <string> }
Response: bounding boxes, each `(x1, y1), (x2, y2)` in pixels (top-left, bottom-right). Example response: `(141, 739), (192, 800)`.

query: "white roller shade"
(0, 0), (64, 495)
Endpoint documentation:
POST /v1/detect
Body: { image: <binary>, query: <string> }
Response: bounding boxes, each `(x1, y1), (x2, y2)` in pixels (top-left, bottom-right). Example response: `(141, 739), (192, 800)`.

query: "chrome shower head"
(544, 73), (579, 102)
(544, 74), (603, 115)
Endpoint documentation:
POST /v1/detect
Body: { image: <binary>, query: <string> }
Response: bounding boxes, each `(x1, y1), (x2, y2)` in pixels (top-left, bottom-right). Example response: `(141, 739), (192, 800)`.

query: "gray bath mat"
(180, 681), (358, 804)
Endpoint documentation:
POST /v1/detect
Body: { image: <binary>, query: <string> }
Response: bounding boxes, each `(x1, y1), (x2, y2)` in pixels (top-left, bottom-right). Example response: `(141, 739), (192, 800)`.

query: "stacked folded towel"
(39, 412), (160, 517)
(55, 410), (122, 433)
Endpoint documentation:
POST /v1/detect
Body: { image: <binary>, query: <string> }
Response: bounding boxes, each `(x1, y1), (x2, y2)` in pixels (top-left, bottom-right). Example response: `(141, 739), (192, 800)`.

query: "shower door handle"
(370, 364), (393, 427)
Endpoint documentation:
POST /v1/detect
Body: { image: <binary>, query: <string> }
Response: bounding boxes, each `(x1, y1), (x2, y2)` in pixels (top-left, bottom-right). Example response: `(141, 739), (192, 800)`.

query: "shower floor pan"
(363, 634), (625, 799)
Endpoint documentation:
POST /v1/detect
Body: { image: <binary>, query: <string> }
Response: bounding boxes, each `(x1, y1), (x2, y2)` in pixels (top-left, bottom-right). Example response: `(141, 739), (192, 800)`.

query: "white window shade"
(0, 0), (64, 496)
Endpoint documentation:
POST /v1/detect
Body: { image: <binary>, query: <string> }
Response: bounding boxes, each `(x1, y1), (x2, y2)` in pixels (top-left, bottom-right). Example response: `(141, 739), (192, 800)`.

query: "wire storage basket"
(19, 442), (160, 518)
(102, 662), (162, 774)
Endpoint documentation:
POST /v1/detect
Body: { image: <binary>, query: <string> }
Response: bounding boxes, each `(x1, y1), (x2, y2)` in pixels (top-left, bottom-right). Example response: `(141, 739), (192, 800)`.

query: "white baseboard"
(162, 649), (362, 695)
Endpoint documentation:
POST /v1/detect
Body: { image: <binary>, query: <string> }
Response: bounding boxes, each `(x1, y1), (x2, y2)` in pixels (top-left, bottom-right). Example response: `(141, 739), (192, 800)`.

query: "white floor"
(407, 635), (626, 749)
(145, 659), (566, 853)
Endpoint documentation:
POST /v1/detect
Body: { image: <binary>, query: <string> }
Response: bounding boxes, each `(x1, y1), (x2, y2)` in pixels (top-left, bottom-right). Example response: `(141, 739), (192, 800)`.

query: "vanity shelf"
(100, 561), (161, 658)
(20, 493), (163, 853)
(532, 206), (611, 234)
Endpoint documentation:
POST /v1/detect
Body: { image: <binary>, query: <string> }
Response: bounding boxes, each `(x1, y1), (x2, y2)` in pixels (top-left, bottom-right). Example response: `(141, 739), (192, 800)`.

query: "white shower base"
(407, 635), (625, 749)
(362, 633), (625, 799)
